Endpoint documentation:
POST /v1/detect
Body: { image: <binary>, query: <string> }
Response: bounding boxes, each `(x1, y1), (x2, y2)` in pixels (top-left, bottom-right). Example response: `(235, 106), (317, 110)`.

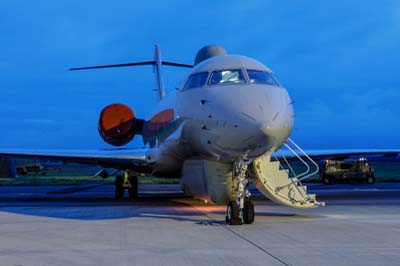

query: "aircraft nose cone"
(258, 88), (294, 148)
(242, 88), (293, 149)
(195, 84), (294, 160)
(261, 121), (292, 148)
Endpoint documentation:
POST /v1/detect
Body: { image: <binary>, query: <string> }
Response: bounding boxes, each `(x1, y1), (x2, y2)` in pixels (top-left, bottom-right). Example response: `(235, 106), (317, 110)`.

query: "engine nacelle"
(98, 103), (144, 146)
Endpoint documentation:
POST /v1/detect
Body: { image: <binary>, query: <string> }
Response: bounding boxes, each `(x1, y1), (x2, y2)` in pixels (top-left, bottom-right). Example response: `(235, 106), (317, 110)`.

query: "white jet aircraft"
(1, 45), (399, 225)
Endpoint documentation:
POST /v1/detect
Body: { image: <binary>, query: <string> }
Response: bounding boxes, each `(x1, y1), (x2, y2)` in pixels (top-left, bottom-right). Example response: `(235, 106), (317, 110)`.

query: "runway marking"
(47, 184), (103, 194)
(352, 188), (380, 191)
(188, 204), (293, 266)
(223, 226), (292, 266)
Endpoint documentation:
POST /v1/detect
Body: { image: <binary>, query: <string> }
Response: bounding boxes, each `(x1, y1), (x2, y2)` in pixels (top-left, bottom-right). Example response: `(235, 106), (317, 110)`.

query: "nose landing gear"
(226, 198), (255, 225)
(226, 200), (242, 225)
(243, 199), (255, 224)
(226, 154), (255, 225)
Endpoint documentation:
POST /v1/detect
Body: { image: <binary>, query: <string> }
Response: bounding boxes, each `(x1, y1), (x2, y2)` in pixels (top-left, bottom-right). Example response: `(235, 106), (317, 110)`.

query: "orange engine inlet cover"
(98, 103), (136, 146)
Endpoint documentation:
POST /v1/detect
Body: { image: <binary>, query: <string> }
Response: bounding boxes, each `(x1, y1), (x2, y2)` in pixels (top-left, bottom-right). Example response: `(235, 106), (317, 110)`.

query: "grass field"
(0, 175), (180, 186)
(0, 159), (398, 186)
(0, 161), (180, 186)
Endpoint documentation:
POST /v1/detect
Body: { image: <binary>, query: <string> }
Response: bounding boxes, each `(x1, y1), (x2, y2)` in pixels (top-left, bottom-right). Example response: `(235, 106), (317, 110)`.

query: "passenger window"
(184, 72), (209, 90)
(247, 70), (279, 86)
(209, 69), (245, 85)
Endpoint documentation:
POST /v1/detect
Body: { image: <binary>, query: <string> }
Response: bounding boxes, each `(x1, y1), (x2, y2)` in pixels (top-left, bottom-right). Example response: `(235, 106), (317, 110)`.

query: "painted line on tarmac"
(47, 184), (104, 194)
(189, 204), (292, 266)
(222, 225), (292, 266)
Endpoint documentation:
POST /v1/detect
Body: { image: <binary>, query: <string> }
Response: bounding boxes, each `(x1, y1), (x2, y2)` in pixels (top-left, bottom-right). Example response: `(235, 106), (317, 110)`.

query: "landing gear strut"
(115, 175), (124, 199)
(226, 154), (254, 225)
(114, 170), (138, 200)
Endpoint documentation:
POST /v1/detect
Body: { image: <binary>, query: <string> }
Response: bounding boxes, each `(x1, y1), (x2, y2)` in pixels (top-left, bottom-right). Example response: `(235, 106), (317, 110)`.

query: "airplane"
(1, 44), (399, 225)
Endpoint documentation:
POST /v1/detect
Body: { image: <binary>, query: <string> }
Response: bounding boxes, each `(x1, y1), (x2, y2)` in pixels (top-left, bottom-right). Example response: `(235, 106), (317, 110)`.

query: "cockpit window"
(184, 72), (209, 90)
(209, 69), (246, 85)
(247, 70), (279, 86)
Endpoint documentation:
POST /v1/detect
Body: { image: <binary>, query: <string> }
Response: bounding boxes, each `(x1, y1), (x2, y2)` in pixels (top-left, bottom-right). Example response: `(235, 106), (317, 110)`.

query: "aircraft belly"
(180, 159), (235, 204)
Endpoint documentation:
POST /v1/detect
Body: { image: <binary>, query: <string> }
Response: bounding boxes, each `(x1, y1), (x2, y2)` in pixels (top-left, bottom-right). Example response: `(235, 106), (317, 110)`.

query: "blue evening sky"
(0, 0), (399, 149)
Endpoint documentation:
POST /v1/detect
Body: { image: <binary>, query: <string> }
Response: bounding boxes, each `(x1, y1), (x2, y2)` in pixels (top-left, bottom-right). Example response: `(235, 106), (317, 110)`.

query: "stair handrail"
(287, 138), (320, 182)
(275, 138), (319, 191)
(283, 143), (311, 180)
(274, 151), (308, 200)
(278, 151), (298, 178)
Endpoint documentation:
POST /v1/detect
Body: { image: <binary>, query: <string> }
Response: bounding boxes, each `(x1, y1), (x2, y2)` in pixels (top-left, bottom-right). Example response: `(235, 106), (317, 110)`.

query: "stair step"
(252, 153), (324, 209)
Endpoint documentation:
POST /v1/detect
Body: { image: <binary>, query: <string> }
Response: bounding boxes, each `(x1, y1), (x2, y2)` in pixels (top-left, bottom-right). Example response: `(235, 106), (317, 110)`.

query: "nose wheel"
(226, 201), (242, 225)
(242, 199), (255, 224)
(226, 199), (254, 225)
(226, 153), (255, 225)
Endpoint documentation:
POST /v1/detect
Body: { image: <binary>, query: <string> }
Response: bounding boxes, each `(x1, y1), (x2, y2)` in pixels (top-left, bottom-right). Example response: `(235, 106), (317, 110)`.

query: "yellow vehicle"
(319, 158), (374, 184)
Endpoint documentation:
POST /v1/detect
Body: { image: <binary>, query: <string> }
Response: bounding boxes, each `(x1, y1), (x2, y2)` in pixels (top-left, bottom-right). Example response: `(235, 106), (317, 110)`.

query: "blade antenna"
(153, 44), (165, 100)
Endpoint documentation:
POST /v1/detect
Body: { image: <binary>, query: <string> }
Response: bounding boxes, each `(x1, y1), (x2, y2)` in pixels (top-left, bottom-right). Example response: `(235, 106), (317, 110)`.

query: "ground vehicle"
(319, 158), (375, 184)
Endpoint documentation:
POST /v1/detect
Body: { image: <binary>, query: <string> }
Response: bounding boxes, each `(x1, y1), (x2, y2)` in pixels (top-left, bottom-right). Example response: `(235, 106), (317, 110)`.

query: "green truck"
(319, 158), (375, 184)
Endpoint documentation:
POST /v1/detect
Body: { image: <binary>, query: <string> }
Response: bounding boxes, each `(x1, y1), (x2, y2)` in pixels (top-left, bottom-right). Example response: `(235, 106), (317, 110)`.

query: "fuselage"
(142, 54), (294, 173)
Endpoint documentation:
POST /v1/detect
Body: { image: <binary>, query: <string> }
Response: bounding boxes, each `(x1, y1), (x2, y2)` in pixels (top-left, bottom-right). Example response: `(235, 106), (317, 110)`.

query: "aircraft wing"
(275, 149), (400, 161)
(0, 148), (152, 173)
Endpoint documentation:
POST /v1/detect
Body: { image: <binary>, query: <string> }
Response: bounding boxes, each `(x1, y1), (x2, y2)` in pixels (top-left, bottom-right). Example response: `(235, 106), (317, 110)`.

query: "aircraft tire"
(366, 175), (375, 184)
(226, 201), (242, 225)
(322, 175), (333, 185)
(128, 175), (138, 200)
(115, 175), (124, 199)
(243, 200), (255, 224)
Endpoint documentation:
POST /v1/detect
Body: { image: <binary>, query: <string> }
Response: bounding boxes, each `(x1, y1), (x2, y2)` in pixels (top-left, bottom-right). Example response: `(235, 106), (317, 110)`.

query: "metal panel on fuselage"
(141, 54), (294, 170)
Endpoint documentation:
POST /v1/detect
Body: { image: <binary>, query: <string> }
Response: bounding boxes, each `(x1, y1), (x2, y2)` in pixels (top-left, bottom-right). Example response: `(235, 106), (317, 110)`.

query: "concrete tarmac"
(0, 183), (399, 266)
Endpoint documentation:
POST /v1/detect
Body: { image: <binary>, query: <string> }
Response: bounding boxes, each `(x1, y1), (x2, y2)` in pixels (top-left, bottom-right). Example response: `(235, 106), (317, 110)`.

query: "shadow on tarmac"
(1, 183), (399, 221)
(0, 195), (309, 223)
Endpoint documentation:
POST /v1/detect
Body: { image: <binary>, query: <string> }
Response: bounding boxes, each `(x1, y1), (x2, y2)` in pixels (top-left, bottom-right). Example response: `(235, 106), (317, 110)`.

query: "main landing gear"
(226, 154), (255, 225)
(115, 170), (138, 200)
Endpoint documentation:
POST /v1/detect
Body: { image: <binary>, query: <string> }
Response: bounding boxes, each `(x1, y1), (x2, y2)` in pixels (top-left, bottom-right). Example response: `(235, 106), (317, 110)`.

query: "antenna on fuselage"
(194, 45), (227, 65)
(153, 45), (165, 100)
(69, 44), (193, 101)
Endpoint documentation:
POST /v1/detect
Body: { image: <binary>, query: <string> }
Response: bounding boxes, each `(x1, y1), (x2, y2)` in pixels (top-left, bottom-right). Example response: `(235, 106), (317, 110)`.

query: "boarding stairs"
(252, 138), (325, 208)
